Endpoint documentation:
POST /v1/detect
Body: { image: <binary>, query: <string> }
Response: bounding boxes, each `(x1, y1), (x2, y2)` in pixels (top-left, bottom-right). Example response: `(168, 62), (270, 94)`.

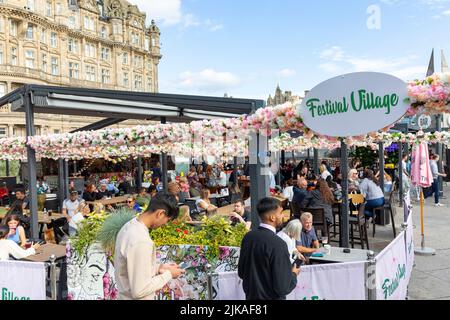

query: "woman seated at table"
(4, 214), (27, 248)
(306, 174), (318, 191)
(375, 171), (393, 193)
(178, 177), (191, 203)
(228, 183), (242, 204)
(302, 179), (334, 225)
(175, 205), (192, 223)
(195, 189), (218, 214)
(0, 225), (40, 261)
(359, 169), (385, 218)
(348, 169), (360, 193)
(277, 219), (307, 264)
(126, 196), (142, 213)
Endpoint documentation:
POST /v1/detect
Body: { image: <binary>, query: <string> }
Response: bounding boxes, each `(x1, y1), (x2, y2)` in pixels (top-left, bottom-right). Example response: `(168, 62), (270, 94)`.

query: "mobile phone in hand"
(293, 258), (303, 268)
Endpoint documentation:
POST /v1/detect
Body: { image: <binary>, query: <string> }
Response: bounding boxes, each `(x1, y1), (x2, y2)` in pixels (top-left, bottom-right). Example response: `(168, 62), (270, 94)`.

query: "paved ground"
(350, 184), (450, 300)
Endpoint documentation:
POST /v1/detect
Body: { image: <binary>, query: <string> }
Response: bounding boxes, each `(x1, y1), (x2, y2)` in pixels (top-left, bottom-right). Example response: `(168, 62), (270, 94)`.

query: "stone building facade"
(0, 0), (161, 138)
(267, 84), (299, 106)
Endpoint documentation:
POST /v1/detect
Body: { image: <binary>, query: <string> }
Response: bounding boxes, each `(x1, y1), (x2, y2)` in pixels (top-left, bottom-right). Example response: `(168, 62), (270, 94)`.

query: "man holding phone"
(114, 193), (185, 300)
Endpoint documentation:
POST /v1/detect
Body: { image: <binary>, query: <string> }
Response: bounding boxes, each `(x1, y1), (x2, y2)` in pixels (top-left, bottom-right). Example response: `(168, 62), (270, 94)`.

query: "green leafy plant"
(96, 207), (136, 255)
(70, 211), (107, 257)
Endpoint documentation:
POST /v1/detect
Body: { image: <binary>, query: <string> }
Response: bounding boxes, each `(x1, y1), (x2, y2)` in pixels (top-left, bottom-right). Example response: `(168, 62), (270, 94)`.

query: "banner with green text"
(0, 260), (46, 300)
(375, 230), (408, 300)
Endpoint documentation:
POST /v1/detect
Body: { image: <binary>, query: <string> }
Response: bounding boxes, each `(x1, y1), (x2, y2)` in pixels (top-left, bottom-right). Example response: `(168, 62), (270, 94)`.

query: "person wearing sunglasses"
(126, 196), (142, 213)
(114, 193), (185, 300)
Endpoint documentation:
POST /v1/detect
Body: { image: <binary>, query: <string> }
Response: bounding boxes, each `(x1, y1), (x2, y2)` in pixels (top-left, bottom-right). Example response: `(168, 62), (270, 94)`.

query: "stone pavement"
(347, 184), (450, 300)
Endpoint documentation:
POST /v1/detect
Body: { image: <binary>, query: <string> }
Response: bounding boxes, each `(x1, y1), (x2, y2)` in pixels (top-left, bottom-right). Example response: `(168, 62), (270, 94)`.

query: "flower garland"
(1, 74), (449, 161)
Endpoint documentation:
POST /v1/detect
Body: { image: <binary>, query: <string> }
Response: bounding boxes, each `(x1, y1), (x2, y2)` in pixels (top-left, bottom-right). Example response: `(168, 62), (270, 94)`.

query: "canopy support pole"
(24, 88), (39, 240)
(313, 148), (319, 175)
(379, 143), (385, 193)
(136, 157), (143, 191)
(58, 159), (65, 211)
(5, 160), (9, 176)
(340, 141), (349, 248)
(436, 114), (444, 197)
(398, 142), (403, 207)
(161, 117), (168, 194)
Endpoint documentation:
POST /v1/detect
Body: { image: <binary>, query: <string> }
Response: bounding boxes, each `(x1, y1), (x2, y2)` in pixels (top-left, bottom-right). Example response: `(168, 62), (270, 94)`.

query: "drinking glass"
(321, 236), (328, 245)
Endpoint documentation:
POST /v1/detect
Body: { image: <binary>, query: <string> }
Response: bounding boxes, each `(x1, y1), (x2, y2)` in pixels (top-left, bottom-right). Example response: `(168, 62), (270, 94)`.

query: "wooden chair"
(373, 191), (397, 238)
(330, 202), (341, 241)
(301, 207), (329, 238)
(349, 203), (370, 249)
(290, 200), (302, 220)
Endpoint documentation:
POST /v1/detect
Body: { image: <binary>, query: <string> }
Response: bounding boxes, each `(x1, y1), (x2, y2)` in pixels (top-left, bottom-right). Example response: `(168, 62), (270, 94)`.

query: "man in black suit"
(238, 197), (300, 300)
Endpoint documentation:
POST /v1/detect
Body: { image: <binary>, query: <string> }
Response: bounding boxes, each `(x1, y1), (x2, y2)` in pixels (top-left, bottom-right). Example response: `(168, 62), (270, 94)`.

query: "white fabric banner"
(287, 262), (367, 300)
(405, 213), (415, 284)
(216, 272), (245, 300)
(375, 231), (408, 300)
(215, 262), (367, 300)
(0, 260), (46, 300)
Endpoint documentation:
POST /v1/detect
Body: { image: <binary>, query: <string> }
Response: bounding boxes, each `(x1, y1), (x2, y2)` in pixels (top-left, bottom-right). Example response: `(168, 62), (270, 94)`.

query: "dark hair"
(146, 193), (179, 220)
(139, 187), (147, 193)
(257, 197), (281, 219)
(148, 184), (157, 193)
(363, 169), (379, 186)
(14, 189), (25, 195)
(0, 225), (10, 239)
(5, 214), (21, 226)
(233, 199), (245, 206)
(317, 179), (335, 204)
(431, 154), (439, 160)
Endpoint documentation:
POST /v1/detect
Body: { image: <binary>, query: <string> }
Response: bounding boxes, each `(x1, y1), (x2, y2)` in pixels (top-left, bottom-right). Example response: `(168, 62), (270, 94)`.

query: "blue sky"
(129, 0), (450, 100)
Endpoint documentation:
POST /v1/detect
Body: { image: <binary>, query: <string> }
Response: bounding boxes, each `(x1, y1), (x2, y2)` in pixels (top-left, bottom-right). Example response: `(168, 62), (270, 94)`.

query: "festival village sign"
(298, 72), (410, 137)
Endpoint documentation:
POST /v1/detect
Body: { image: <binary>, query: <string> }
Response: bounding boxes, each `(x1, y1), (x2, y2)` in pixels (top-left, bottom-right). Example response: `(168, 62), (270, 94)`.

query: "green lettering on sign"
(307, 89), (399, 118)
(381, 264), (406, 299)
(1, 287), (31, 300)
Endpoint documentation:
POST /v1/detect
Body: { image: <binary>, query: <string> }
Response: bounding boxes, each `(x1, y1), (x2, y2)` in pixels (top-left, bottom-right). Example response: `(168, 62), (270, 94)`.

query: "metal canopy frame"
(0, 84), (264, 239)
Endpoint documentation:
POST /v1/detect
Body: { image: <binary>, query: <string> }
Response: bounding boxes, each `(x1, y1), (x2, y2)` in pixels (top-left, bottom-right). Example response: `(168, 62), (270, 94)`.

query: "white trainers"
(434, 203), (444, 207)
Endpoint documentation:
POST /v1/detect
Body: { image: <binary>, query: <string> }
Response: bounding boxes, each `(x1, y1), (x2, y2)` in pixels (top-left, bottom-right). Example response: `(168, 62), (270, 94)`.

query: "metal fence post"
(401, 221), (410, 300)
(366, 251), (376, 300)
(49, 254), (57, 300)
(205, 263), (218, 300)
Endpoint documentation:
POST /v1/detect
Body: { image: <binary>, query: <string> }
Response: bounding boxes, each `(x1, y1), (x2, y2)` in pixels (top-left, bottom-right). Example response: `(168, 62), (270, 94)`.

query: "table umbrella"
(410, 142), (435, 255)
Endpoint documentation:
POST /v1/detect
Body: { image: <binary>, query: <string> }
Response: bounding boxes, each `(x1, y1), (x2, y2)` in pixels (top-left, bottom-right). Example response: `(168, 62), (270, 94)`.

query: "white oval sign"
(417, 114), (432, 129)
(297, 72), (409, 137)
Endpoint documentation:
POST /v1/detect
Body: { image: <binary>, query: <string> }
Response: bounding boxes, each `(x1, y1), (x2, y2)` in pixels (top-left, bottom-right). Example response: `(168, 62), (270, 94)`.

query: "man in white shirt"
(62, 191), (81, 236)
(114, 193), (185, 300)
(217, 165), (227, 188)
(427, 154), (447, 206)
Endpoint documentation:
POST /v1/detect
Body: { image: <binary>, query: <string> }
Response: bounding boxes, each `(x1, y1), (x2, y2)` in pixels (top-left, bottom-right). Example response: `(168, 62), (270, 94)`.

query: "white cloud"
(442, 9), (450, 14)
(177, 69), (241, 92)
(277, 69), (297, 77)
(128, 0), (183, 26)
(205, 19), (224, 32)
(183, 13), (200, 28)
(318, 46), (425, 81)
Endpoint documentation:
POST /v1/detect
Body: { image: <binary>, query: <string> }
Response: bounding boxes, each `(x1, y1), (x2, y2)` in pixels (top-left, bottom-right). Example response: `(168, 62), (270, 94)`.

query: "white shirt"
(114, 218), (172, 300)
(282, 186), (294, 202)
(63, 199), (80, 217)
(259, 223), (276, 234)
(321, 170), (332, 180)
(269, 171), (276, 189)
(277, 231), (296, 263)
(0, 239), (36, 261)
(359, 178), (384, 200)
(195, 199), (209, 212)
(430, 160), (439, 179)
(218, 171), (227, 187)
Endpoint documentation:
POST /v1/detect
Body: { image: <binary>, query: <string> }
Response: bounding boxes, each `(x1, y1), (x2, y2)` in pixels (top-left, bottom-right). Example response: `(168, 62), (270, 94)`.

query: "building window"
(11, 47), (17, 66)
(0, 126), (6, 137)
(51, 57), (59, 75)
(85, 65), (96, 81)
(46, 1), (52, 16)
(134, 74), (142, 90)
(123, 72), (129, 87)
(68, 39), (79, 53)
(26, 23), (34, 40)
(68, 0), (77, 7)
(9, 20), (18, 37)
(100, 26), (107, 38)
(50, 32), (58, 47)
(113, 24), (122, 35)
(145, 37), (150, 51)
(41, 53), (47, 72)
(134, 55), (143, 68)
(147, 77), (152, 91)
(69, 62), (79, 79)
(152, 37), (156, 47)
(56, 2), (62, 15)
(98, 0), (105, 18)
(25, 51), (35, 69)
(131, 32), (140, 45)
(85, 43), (95, 57)
(27, 0), (35, 11)
(0, 18), (4, 33)
(101, 69), (110, 84)
(122, 52), (128, 64)
(40, 29), (46, 43)
(0, 44), (3, 64)
(53, 129), (60, 134)
(68, 16), (76, 28)
(0, 83), (6, 98)
(101, 47), (110, 60)
(84, 16), (95, 31)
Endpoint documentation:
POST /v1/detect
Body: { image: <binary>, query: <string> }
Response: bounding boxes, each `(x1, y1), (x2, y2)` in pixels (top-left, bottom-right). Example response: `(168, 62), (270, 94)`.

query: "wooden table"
(86, 194), (131, 206)
(0, 208), (65, 224)
(22, 243), (66, 263)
